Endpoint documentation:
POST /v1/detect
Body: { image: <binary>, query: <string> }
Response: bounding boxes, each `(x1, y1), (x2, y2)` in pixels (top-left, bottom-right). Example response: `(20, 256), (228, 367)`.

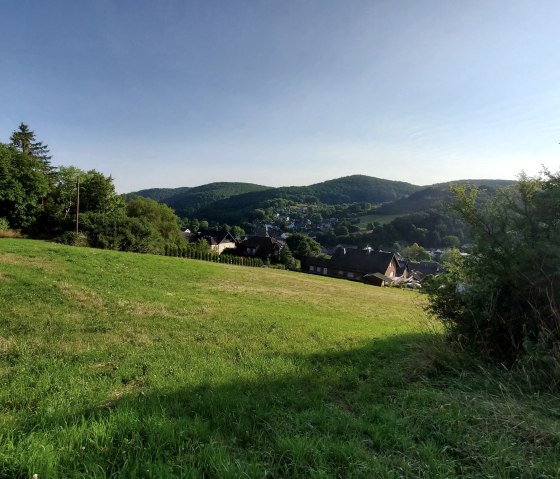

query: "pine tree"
(10, 123), (54, 175)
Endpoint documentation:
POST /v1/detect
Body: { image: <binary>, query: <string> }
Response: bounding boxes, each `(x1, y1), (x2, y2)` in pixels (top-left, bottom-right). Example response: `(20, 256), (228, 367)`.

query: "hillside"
(131, 175), (421, 222)
(376, 179), (515, 215)
(129, 182), (271, 217)
(130, 176), (515, 226)
(1, 239), (558, 477)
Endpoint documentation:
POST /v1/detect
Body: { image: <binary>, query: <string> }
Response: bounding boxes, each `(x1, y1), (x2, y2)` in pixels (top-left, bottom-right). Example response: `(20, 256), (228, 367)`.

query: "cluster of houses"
(184, 229), (441, 288)
(303, 246), (441, 288)
(184, 230), (283, 261)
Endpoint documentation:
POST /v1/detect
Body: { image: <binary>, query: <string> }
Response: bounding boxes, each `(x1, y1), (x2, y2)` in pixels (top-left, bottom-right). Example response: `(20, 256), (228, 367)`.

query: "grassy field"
(357, 213), (406, 228)
(1, 239), (559, 478)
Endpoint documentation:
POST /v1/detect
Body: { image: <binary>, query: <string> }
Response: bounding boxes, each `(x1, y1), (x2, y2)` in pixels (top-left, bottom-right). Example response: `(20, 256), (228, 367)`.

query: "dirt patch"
(57, 281), (104, 308)
(117, 299), (178, 318)
(0, 252), (53, 271)
(0, 336), (15, 355)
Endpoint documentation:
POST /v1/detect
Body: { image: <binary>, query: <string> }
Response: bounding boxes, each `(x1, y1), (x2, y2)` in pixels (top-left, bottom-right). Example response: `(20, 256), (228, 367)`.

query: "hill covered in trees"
(131, 175), (422, 223)
(130, 182), (272, 217)
(376, 179), (515, 215)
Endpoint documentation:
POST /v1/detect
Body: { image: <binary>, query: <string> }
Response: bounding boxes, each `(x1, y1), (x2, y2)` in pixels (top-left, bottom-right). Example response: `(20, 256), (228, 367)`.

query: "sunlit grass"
(1, 239), (559, 478)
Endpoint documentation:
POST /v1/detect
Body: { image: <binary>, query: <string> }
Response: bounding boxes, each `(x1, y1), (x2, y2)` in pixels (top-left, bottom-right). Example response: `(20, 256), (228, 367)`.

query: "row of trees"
(1, 124), (185, 254)
(0, 124), (318, 271)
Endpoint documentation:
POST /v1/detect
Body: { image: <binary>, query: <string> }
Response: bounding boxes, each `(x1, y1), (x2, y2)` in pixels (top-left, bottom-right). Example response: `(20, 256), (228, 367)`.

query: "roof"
(238, 235), (283, 259)
(409, 261), (442, 280)
(187, 230), (236, 246)
(306, 248), (397, 275)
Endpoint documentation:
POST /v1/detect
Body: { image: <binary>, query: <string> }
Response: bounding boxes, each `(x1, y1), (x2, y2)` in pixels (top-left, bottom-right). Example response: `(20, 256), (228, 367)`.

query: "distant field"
(358, 213), (406, 228)
(1, 239), (559, 478)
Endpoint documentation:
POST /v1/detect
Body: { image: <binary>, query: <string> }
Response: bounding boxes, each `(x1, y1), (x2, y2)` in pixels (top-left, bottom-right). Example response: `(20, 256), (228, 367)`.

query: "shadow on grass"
(85, 332), (445, 478)
(7, 332), (557, 478)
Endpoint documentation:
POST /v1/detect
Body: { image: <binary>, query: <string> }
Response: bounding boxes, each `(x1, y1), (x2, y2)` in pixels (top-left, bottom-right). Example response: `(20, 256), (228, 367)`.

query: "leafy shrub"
(427, 169), (560, 383)
(0, 217), (9, 231)
(58, 231), (89, 247)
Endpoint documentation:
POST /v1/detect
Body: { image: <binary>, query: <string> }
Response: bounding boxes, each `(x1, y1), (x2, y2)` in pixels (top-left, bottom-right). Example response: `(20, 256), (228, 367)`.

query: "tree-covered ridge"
(132, 175), (421, 224)
(305, 174), (421, 204)
(131, 182), (272, 217)
(130, 186), (193, 203)
(376, 179), (516, 215)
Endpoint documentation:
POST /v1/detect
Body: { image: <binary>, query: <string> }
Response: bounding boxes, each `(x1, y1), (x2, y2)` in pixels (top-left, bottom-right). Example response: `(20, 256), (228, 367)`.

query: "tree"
(80, 170), (124, 214)
(126, 197), (183, 244)
(0, 144), (49, 229)
(285, 233), (321, 261)
(279, 244), (299, 270)
(10, 123), (53, 175)
(402, 242), (431, 262)
(428, 170), (560, 367)
(334, 225), (349, 236)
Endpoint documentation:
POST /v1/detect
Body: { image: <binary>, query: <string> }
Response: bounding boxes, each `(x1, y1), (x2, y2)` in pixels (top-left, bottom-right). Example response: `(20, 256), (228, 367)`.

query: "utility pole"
(75, 175), (80, 235)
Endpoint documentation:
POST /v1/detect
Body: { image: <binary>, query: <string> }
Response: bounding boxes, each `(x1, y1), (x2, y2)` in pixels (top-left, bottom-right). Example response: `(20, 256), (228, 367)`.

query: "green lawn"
(1, 239), (559, 478)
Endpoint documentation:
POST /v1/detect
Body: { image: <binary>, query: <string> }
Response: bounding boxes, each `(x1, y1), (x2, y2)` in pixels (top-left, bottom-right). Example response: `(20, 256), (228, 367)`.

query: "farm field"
(1, 239), (559, 478)
(357, 213), (406, 228)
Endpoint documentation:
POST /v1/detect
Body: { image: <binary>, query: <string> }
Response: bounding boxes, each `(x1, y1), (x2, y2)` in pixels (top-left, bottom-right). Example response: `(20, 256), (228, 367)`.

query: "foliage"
(427, 170), (560, 375)
(279, 243), (299, 270)
(80, 211), (165, 254)
(0, 144), (50, 229)
(126, 196), (183, 244)
(285, 233), (321, 261)
(57, 231), (89, 247)
(9, 122), (53, 174)
(0, 217), (10, 231)
(402, 242), (431, 262)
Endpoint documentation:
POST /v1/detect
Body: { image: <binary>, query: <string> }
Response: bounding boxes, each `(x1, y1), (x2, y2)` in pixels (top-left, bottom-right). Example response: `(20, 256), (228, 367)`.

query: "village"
(183, 226), (447, 289)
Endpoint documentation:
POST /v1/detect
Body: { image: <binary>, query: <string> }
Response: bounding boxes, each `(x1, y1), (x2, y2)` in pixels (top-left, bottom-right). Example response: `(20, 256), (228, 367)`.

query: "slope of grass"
(1, 239), (559, 478)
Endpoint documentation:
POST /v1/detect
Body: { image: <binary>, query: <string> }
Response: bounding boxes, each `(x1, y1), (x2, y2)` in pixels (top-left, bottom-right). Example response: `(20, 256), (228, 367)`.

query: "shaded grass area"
(1, 239), (559, 478)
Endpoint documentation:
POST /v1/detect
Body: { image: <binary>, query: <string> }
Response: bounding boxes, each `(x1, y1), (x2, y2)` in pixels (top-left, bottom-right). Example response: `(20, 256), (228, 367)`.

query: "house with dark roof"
(409, 261), (442, 281)
(302, 247), (401, 286)
(184, 230), (237, 254)
(237, 235), (283, 261)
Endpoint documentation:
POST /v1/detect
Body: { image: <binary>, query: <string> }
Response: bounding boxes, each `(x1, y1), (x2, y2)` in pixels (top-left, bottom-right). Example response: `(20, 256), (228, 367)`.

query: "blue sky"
(1, 1), (559, 193)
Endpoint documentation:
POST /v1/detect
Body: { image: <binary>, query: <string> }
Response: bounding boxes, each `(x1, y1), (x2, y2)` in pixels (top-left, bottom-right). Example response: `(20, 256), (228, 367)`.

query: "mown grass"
(1, 238), (559, 478)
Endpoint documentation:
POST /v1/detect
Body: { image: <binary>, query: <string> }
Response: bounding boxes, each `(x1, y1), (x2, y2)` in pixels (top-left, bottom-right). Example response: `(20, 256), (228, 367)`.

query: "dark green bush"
(427, 170), (560, 378)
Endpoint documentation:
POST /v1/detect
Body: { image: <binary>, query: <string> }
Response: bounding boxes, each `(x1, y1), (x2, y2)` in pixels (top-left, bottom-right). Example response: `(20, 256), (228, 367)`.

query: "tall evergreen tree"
(10, 123), (54, 175)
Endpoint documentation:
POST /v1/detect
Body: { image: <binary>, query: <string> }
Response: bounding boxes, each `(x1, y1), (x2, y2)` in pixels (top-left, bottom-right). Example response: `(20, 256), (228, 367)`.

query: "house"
(185, 230), (237, 254)
(409, 261), (442, 281)
(395, 256), (411, 280)
(303, 246), (401, 286)
(237, 235), (283, 261)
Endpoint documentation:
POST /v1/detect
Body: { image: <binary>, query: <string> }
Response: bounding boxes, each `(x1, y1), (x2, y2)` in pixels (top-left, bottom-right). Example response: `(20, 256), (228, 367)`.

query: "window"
(347, 272), (354, 278)
(323, 268), (328, 275)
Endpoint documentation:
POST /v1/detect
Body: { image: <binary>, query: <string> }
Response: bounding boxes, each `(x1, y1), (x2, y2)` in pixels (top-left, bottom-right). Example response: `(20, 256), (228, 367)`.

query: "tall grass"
(1, 239), (559, 478)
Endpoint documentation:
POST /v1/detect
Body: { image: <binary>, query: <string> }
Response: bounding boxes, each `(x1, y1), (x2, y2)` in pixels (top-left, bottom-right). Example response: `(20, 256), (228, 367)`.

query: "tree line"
(0, 123), (186, 255)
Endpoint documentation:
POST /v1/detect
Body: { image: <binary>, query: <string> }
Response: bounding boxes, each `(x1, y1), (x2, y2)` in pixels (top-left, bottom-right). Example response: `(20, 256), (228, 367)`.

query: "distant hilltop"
(128, 174), (514, 223)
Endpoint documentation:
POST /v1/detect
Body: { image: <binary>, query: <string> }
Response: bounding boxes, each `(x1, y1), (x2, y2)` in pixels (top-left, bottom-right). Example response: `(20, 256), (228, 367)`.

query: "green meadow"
(1, 239), (559, 478)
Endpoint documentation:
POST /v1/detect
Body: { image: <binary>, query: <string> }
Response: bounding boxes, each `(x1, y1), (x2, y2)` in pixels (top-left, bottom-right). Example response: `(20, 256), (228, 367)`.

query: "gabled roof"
(188, 230), (237, 246)
(307, 248), (397, 275)
(409, 261), (441, 280)
(238, 235), (282, 259)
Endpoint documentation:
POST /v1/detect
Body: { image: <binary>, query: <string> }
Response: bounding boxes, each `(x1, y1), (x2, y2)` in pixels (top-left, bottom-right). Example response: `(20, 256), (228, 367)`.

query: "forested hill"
(375, 179), (516, 215)
(129, 182), (272, 217)
(130, 175), (421, 220)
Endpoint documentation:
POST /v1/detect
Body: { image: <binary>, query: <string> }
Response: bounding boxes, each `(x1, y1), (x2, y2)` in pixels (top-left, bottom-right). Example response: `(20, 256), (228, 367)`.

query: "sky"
(1, 1), (559, 193)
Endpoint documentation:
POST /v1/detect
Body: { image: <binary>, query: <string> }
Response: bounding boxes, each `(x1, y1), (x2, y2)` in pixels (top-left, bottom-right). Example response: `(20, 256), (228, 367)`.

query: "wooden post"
(75, 175), (80, 235)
